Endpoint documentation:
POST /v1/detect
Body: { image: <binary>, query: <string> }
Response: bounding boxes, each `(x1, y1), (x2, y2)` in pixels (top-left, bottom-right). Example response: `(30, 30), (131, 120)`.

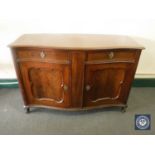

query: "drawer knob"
(63, 84), (68, 91)
(86, 85), (91, 91)
(108, 52), (114, 59)
(40, 51), (46, 58)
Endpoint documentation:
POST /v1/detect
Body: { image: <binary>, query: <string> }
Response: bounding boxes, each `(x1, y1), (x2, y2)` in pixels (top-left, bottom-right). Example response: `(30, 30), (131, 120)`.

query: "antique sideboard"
(9, 34), (144, 113)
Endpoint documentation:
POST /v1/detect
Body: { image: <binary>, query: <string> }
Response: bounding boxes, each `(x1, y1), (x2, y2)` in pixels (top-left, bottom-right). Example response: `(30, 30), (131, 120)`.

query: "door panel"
(19, 62), (70, 108)
(29, 68), (64, 103)
(84, 63), (132, 106)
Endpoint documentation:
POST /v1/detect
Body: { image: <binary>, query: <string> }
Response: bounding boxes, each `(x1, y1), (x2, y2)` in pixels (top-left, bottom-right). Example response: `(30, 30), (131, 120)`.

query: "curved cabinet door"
(84, 63), (134, 107)
(19, 62), (71, 108)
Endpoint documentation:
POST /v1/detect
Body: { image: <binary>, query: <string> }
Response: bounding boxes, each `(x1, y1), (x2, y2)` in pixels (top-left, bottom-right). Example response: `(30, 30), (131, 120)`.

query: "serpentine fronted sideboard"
(9, 34), (145, 113)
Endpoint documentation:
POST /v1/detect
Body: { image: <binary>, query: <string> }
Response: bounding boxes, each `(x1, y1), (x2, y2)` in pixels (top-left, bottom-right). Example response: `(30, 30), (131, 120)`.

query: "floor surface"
(0, 88), (154, 135)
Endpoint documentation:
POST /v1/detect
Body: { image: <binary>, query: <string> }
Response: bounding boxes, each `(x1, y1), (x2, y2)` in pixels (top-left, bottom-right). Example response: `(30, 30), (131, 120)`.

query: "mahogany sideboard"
(9, 34), (145, 113)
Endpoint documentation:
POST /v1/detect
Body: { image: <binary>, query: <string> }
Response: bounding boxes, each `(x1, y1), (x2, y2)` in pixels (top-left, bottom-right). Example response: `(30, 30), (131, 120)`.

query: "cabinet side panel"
(119, 50), (142, 104)
(71, 52), (85, 107)
(11, 48), (29, 106)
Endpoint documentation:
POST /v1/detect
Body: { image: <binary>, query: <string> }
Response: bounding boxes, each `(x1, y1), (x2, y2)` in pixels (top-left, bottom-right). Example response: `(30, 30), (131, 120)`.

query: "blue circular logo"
(136, 115), (150, 130)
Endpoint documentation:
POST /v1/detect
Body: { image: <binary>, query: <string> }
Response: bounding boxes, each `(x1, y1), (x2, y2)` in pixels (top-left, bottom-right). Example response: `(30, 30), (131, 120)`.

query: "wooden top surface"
(9, 34), (145, 50)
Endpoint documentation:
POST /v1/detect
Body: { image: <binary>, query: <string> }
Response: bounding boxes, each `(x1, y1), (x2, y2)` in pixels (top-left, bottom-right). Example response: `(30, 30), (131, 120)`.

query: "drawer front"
(87, 50), (137, 62)
(16, 49), (70, 63)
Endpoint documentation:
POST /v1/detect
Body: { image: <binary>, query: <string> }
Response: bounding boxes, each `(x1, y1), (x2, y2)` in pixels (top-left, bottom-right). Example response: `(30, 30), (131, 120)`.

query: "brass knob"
(86, 85), (91, 91)
(40, 50), (45, 58)
(108, 52), (114, 59)
(63, 84), (68, 91)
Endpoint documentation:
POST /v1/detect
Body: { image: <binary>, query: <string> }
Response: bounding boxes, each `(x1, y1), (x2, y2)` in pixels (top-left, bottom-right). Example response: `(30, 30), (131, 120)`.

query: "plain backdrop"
(0, 0), (155, 78)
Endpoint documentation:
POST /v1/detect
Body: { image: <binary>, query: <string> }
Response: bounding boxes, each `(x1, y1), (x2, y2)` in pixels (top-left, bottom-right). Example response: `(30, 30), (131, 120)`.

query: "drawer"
(87, 50), (136, 62)
(16, 49), (69, 62)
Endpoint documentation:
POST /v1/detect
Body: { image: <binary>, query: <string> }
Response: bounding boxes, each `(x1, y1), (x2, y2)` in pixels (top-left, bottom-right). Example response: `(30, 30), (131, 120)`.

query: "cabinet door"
(84, 63), (133, 107)
(19, 62), (71, 108)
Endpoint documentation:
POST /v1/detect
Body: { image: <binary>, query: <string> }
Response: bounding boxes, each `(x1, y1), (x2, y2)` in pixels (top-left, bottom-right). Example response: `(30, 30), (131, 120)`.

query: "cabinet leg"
(121, 106), (128, 113)
(24, 106), (30, 113)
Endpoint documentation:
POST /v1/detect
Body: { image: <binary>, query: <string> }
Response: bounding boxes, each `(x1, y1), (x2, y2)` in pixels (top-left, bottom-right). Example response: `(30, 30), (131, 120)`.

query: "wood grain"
(10, 34), (144, 112)
(71, 52), (85, 107)
(9, 34), (145, 50)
